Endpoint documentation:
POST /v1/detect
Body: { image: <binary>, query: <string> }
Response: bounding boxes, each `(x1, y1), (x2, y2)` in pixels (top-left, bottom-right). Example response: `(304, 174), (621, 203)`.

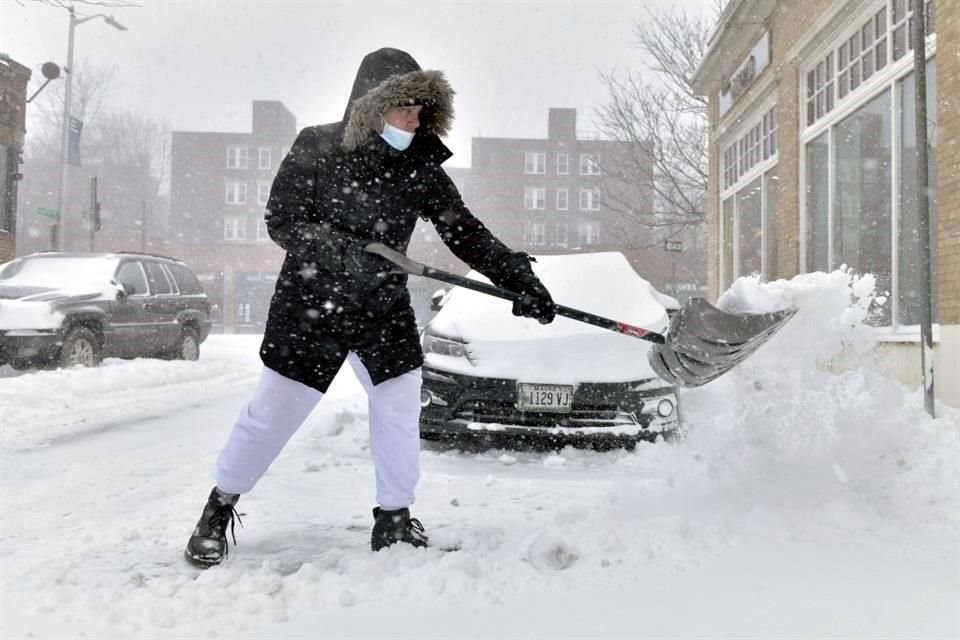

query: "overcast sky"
(4, 0), (716, 167)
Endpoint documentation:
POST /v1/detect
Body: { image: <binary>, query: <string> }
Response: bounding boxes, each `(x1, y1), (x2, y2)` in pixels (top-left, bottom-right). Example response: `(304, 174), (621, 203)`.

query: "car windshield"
(0, 256), (121, 290)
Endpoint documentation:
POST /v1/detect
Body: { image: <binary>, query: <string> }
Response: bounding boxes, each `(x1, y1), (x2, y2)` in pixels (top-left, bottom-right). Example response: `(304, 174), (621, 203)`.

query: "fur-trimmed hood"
(342, 48), (454, 151)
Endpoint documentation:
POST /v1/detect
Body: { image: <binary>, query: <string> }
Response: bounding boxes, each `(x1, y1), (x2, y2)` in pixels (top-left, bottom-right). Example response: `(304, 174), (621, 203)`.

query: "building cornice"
(690, 0), (778, 95)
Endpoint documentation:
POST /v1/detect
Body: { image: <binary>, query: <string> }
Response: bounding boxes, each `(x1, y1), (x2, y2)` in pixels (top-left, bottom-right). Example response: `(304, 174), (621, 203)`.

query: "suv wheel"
(59, 327), (100, 368)
(174, 326), (200, 361)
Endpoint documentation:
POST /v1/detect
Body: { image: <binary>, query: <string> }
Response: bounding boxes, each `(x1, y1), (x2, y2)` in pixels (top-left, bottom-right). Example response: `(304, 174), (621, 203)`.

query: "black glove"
(343, 243), (394, 278)
(492, 253), (556, 324)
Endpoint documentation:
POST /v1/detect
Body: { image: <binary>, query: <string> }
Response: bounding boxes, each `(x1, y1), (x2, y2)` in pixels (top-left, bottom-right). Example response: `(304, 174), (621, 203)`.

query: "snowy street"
(1, 273), (959, 639)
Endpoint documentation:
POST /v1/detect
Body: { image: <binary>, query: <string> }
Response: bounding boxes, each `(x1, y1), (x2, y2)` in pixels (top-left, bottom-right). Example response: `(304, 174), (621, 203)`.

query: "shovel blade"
(649, 298), (797, 388)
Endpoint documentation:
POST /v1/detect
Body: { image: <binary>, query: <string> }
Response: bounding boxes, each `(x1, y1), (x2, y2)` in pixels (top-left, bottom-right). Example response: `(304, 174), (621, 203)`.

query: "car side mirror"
(115, 282), (135, 299)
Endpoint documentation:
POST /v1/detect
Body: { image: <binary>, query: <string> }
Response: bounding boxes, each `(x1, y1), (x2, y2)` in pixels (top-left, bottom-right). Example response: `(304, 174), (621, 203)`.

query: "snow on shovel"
(365, 243), (797, 388)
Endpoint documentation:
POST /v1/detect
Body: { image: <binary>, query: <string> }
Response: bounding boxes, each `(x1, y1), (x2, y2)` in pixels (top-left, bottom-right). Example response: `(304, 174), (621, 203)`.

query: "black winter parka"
(260, 48), (515, 392)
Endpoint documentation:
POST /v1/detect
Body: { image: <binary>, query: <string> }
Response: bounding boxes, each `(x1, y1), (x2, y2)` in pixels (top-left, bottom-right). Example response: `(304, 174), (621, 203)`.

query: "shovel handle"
(366, 243), (666, 345)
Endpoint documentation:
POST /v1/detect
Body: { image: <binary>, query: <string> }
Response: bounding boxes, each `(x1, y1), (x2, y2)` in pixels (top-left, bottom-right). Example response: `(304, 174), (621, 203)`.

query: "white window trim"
(258, 147), (272, 170)
(556, 153), (569, 175)
(256, 219), (271, 242)
(796, 39), (938, 336)
(257, 181), (271, 206)
(224, 215), (247, 241)
(226, 145), (249, 169)
(799, 0), (937, 139)
(719, 97), (778, 200)
(556, 188), (569, 211)
(524, 152), (546, 175)
(579, 153), (600, 176)
(524, 186), (546, 210)
(578, 188), (601, 211)
(225, 181), (247, 205)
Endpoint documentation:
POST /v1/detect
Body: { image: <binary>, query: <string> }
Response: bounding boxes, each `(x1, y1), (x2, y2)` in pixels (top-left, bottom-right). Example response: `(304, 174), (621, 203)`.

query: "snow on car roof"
(425, 252), (673, 384)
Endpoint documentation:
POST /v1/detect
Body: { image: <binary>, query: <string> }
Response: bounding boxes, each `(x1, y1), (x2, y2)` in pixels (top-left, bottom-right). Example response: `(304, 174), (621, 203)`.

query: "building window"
(806, 0), (936, 129)
(258, 147), (272, 170)
(224, 215), (246, 241)
(525, 222), (546, 246)
(226, 146), (249, 169)
(556, 153), (569, 175)
(724, 106), (777, 189)
(806, 52), (836, 126)
(898, 60), (938, 327)
(891, 0), (935, 62)
(722, 198), (734, 289)
(524, 187), (545, 210)
(256, 218), (271, 242)
(801, 57), (938, 330)
(579, 188), (600, 211)
(257, 181), (271, 206)
(556, 222), (568, 247)
(737, 177), (763, 278)
(556, 188), (569, 211)
(765, 168), (780, 280)
(578, 221), (600, 245)
(580, 154), (600, 176)
(225, 181), (247, 205)
(525, 152), (546, 174)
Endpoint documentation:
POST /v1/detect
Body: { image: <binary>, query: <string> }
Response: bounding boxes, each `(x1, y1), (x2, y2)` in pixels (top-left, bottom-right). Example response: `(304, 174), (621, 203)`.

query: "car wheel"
(174, 326), (200, 361)
(10, 358), (35, 371)
(59, 327), (100, 368)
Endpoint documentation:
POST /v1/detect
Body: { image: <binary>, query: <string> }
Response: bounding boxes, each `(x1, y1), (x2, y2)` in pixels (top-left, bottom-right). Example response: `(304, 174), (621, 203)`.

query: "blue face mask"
(380, 122), (416, 151)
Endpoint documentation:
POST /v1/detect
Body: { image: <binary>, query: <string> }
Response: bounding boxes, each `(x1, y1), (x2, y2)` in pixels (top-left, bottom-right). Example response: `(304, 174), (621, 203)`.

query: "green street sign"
(37, 207), (59, 220)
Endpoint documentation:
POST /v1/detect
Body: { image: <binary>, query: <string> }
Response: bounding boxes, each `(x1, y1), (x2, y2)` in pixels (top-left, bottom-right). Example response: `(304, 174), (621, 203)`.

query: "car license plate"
(517, 383), (574, 413)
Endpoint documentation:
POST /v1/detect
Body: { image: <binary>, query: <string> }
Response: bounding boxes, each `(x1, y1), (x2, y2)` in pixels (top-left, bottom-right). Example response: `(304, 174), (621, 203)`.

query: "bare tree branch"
(19, 0), (141, 8)
(594, 6), (714, 241)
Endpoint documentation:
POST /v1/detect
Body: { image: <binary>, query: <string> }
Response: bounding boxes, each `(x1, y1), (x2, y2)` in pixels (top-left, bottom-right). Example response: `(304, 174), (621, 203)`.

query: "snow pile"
(668, 269), (959, 530)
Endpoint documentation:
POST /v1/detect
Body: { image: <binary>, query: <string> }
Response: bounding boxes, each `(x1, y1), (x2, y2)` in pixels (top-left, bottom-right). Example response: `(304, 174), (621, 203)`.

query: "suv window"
(144, 261), (173, 295)
(115, 261), (148, 296)
(167, 263), (204, 295)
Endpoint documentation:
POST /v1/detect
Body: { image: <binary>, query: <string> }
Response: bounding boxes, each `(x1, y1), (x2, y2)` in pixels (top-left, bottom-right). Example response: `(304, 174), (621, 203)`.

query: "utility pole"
(913, 0), (934, 418)
(53, 7), (128, 251)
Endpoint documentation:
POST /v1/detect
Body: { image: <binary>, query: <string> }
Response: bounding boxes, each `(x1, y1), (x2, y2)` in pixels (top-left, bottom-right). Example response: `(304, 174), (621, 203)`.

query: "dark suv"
(0, 252), (212, 369)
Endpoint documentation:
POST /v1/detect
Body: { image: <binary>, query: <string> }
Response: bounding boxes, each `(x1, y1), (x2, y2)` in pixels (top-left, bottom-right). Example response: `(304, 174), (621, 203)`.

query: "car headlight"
(657, 398), (675, 417)
(422, 330), (473, 362)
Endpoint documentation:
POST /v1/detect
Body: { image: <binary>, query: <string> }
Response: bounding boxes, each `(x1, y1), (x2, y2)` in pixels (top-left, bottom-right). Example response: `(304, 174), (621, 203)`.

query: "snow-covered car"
(419, 252), (681, 449)
(0, 252), (212, 369)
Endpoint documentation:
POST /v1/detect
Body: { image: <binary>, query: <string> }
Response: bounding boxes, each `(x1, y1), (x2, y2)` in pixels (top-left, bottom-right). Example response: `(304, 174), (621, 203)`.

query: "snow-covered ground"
(1, 270), (957, 639)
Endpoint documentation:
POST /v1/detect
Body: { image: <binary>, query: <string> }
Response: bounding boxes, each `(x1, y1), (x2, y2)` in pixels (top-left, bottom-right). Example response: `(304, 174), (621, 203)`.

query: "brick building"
(168, 101), (297, 330)
(459, 108), (705, 300)
(691, 0), (959, 406)
(0, 54), (31, 262)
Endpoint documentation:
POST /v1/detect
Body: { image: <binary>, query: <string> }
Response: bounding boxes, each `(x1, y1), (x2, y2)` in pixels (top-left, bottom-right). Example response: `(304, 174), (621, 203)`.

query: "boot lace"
(209, 503), (244, 553)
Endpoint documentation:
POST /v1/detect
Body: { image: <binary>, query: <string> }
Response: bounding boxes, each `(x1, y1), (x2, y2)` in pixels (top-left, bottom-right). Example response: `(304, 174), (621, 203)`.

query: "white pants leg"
(215, 367), (323, 495)
(347, 353), (423, 510)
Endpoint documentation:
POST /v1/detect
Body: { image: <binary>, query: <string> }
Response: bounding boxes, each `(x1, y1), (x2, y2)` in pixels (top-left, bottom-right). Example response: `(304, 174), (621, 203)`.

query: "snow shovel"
(365, 243), (797, 388)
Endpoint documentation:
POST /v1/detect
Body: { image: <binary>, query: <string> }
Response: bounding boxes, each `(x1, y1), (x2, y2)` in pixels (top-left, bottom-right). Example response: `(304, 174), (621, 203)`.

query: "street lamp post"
(54, 6), (127, 251)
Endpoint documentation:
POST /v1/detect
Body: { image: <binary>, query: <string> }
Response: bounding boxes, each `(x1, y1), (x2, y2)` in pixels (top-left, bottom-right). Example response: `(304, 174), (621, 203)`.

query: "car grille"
(453, 399), (642, 428)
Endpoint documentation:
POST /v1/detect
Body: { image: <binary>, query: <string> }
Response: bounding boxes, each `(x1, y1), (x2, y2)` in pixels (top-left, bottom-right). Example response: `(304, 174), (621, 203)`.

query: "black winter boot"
(371, 507), (429, 551)
(184, 487), (242, 567)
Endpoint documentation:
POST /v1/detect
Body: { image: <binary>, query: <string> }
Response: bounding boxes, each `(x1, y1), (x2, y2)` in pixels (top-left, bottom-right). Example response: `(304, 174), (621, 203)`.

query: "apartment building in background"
(454, 108), (706, 301)
(168, 100), (296, 330)
(691, 0), (958, 406)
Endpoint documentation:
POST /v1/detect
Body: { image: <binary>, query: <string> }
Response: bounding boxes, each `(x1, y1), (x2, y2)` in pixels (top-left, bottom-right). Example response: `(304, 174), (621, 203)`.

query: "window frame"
(579, 153), (600, 176)
(523, 186), (546, 210)
(223, 215), (247, 241)
(797, 15), (938, 335)
(225, 181), (247, 205)
(556, 153), (569, 175)
(226, 145), (249, 169)
(524, 152), (546, 175)
(258, 147), (272, 170)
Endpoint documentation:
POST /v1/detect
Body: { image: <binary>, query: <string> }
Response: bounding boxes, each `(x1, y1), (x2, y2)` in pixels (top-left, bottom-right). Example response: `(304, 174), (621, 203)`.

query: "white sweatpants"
(215, 353), (423, 510)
